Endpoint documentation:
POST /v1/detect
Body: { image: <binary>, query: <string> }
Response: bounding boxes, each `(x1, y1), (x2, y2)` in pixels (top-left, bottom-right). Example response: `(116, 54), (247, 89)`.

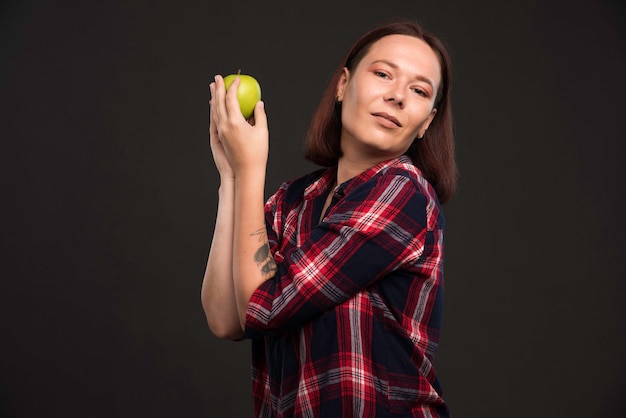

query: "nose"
(384, 84), (404, 107)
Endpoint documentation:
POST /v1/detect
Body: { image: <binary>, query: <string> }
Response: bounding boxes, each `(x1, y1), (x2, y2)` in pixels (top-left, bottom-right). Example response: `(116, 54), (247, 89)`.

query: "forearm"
(201, 179), (243, 339)
(208, 74), (273, 330)
(232, 170), (276, 329)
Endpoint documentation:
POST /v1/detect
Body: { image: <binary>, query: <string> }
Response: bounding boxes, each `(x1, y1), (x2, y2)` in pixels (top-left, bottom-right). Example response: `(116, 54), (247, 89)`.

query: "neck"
(336, 156), (375, 185)
(337, 150), (404, 185)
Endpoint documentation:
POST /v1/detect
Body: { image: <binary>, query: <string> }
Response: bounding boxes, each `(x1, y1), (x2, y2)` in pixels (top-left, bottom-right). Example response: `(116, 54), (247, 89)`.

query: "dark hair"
(304, 19), (458, 203)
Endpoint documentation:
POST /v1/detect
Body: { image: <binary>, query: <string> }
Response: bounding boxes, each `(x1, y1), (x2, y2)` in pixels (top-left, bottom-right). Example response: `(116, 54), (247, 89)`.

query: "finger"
(225, 76), (245, 121)
(208, 83), (219, 136)
(209, 81), (217, 121)
(213, 74), (228, 122)
(251, 100), (268, 130)
(209, 81), (215, 111)
(209, 100), (218, 137)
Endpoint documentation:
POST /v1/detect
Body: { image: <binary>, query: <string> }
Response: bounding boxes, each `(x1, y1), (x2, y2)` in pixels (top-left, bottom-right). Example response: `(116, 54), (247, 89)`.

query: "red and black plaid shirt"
(244, 156), (449, 417)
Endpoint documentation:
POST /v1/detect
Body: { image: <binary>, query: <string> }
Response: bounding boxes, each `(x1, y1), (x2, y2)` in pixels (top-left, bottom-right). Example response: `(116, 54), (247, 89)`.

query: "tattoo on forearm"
(251, 228), (266, 243)
(251, 228), (277, 277)
(261, 257), (277, 276)
(254, 244), (270, 263)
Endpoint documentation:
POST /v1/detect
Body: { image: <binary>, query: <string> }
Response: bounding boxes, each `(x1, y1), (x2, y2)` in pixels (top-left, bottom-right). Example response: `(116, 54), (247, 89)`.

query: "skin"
(334, 34), (441, 187)
(202, 76), (272, 337)
(201, 34), (442, 339)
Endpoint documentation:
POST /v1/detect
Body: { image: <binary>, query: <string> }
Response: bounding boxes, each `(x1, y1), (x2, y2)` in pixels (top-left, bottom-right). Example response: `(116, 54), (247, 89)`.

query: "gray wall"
(2, 0), (625, 416)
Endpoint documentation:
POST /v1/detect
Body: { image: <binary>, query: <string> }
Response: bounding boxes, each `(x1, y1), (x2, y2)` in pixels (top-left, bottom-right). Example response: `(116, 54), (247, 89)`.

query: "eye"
(374, 70), (390, 79)
(412, 87), (429, 97)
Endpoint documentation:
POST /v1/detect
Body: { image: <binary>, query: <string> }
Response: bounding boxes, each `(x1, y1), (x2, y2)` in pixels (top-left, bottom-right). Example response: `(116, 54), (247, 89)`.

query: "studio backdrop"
(1, 0), (625, 416)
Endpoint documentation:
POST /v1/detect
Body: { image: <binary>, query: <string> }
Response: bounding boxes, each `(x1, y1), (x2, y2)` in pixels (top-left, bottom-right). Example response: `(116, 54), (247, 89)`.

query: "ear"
(419, 108), (437, 138)
(336, 67), (350, 102)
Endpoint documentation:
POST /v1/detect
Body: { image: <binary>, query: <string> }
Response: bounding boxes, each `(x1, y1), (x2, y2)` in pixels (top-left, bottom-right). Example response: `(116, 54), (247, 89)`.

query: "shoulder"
(375, 161), (444, 231)
(383, 161), (440, 206)
(348, 158), (438, 205)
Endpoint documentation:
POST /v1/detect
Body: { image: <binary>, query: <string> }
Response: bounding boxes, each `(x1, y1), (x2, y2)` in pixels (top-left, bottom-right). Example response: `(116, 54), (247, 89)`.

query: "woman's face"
(336, 34), (441, 164)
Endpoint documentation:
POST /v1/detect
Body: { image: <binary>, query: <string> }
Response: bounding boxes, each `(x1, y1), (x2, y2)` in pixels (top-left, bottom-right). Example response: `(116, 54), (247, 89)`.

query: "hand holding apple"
(209, 74), (269, 177)
(223, 70), (262, 119)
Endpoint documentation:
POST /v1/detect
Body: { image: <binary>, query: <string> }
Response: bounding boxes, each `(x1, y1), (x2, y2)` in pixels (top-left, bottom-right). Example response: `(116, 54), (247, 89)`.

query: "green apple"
(223, 70), (262, 119)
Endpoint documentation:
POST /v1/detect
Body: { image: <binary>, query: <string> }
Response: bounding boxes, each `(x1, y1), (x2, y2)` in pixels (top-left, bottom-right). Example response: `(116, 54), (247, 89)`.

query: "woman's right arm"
(244, 173), (440, 338)
(201, 178), (243, 340)
(200, 91), (244, 340)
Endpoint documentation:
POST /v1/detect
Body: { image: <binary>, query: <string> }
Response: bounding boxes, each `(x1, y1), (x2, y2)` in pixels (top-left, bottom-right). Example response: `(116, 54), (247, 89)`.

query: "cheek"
(343, 87), (360, 111)
(340, 91), (362, 127)
(412, 106), (435, 128)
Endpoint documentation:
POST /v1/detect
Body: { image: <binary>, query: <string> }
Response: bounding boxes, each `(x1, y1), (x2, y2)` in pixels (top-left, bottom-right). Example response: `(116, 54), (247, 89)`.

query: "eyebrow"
(370, 59), (435, 90)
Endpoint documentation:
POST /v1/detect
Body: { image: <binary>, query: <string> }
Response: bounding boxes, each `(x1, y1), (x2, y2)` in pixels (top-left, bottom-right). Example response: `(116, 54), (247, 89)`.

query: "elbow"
(206, 314), (244, 340)
(201, 299), (244, 340)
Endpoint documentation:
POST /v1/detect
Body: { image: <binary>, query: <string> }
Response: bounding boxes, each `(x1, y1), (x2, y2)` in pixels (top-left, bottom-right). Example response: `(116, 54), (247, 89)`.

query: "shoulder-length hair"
(304, 19), (458, 203)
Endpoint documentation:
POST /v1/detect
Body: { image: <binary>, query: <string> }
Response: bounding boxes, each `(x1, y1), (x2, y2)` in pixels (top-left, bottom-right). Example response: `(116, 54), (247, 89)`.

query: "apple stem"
(237, 69), (241, 75)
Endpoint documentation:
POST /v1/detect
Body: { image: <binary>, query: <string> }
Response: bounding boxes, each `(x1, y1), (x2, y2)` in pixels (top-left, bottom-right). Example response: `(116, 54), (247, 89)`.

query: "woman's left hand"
(209, 75), (269, 178)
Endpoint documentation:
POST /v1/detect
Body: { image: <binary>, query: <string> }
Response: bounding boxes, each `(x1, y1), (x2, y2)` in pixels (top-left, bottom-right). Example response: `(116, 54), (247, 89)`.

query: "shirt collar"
(303, 155), (415, 200)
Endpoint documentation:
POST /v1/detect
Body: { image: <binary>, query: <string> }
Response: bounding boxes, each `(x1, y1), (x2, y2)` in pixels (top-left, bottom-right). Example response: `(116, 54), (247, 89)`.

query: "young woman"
(203, 19), (457, 417)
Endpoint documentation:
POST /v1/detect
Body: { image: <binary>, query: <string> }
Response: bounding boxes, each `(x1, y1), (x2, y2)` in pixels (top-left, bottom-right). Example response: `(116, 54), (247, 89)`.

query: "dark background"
(2, 0), (625, 416)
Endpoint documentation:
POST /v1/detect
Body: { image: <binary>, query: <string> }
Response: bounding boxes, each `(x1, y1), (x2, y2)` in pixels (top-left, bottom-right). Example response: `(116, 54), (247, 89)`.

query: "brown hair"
(304, 19), (458, 203)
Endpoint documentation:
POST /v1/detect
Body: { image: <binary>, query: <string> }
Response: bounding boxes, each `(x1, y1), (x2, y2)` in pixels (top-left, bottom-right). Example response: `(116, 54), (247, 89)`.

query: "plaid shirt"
(244, 156), (449, 417)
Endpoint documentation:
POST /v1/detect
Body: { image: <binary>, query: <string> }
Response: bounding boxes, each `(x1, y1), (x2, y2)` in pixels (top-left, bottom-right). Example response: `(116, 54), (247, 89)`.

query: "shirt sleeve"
(244, 172), (432, 338)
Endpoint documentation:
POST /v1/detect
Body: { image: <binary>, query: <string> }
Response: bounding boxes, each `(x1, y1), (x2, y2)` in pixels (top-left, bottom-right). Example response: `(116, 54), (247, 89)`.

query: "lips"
(372, 112), (401, 127)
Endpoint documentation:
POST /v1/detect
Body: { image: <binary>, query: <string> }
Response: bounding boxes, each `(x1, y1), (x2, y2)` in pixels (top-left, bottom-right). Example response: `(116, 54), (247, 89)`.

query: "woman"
(203, 19), (457, 417)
